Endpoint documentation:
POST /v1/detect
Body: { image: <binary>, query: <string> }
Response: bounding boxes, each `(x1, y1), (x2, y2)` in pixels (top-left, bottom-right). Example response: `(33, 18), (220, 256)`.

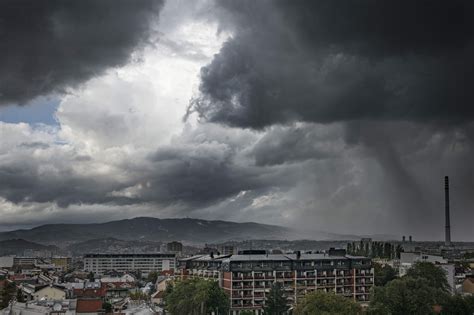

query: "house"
(1, 300), (77, 315)
(462, 276), (474, 295)
(105, 285), (130, 303)
(32, 285), (67, 301)
(76, 298), (104, 315)
(73, 283), (107, 299)
(1, 302), (51, 315)
(151, 290), (165, 305)
(100, 274), (136, 284)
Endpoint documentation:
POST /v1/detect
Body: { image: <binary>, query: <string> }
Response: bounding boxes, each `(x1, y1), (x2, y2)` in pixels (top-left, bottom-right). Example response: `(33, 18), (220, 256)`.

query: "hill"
(0, 239), (60, 255)
(0, 217), (305, 247)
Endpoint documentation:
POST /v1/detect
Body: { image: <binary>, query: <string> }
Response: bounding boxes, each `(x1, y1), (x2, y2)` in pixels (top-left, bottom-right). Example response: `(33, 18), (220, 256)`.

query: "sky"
(1, 0), (474, 240)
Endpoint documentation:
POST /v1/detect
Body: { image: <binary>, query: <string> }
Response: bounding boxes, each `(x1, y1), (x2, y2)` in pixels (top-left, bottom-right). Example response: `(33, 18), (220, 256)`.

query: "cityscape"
(1, 0), (474, 314)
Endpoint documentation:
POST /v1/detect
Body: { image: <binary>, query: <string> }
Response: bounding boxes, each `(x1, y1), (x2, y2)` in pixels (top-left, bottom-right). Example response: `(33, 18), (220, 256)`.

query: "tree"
(441, 295), (474, 315)
(0, 281), (16, 309)
(15, 289), (25, 303)
(466, 296), (474, 312)
(102, 302), (112, 314)
(395, 244), (403, 259)
(129, 291), (149, 301)
(264, 282), (289, 315)
(367, 277), (448, 315)
(405, 262), (450, 293)
(294, 291), (361, 315)
(164, 278), (229, 315)
(206, 281), (229, 315)
(373, 263), (397, 286)
(87, 271), (95, 282)
(147, 271), (159, 284)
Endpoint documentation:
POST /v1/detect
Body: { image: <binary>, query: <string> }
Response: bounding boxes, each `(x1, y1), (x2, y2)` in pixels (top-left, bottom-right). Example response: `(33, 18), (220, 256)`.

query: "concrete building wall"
(84, 254), (176, 277)
(440, 264), (456, 294)
(0, 256), (14, 268)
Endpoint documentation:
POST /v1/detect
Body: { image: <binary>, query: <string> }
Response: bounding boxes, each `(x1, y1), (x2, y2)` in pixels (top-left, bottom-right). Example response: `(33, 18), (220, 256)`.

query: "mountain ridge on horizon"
(0, 216), (307, 246)
(0, 217), (400, 247)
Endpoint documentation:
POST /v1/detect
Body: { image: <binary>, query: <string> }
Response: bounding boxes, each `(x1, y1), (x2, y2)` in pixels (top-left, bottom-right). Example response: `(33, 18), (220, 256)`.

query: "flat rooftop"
(84, 253), (175, 258)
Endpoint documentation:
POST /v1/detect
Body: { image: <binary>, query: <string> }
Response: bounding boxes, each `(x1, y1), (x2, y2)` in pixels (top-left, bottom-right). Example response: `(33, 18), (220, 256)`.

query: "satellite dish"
(53, 303), (62, 311)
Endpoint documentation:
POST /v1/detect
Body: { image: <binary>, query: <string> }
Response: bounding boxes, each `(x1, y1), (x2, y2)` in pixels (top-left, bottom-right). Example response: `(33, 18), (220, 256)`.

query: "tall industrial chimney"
(445, 176), (451, 246)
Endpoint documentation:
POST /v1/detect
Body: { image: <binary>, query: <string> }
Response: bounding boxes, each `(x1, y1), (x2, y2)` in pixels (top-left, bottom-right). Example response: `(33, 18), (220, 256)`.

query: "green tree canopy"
(147, 271), (159, 284)
(440, 294), (474, 315)
(405, 261), (450, 293)
(164, 278), (229, 315)
(264, 282), (289, 315)
(374, 263), (397, 286)
(0, 281), (16, 309)
(102, 302), (112, 313)
(367, 277), (448, 315)
(15, 289), (25, 303)
(294, 291), (362, 315)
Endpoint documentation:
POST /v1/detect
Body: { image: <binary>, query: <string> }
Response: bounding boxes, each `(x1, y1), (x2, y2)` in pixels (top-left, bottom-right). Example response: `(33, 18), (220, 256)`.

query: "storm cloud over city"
(1, 0), (474, 240)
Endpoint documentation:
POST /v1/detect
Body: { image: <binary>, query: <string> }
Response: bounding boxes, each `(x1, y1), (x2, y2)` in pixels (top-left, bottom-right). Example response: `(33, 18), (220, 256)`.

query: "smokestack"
(445, 176), (451, 246)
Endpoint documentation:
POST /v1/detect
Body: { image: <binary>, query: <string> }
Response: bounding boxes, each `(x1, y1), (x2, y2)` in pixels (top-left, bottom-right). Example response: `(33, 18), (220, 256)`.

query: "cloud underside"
(0, 0), (163, 106)
(191, 0), (474, 128)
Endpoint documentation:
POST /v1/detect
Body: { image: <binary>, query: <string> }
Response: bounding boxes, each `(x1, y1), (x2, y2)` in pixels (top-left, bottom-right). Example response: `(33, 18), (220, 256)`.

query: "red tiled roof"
(74, 286), (107, 298)
(76, 299), (103, 313)
(160, 270), (174, 276)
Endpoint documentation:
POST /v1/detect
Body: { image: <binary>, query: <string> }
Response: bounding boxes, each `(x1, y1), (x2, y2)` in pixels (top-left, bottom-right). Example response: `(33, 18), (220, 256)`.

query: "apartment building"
(51, 257), (72, 271)
(84, 253), (176, 277)
(179, 251), (373, 315)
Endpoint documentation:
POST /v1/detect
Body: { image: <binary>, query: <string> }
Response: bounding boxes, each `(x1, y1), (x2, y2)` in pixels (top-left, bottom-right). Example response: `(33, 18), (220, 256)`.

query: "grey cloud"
(0, 124), (295, 209)
(0, 0), (164, 106)
(190, 0), (474, 128)
(18, 142), (50, 149)
(141, 125), (297, 206)
(0, 158), (128, 207)
(250, 124), (345, 166)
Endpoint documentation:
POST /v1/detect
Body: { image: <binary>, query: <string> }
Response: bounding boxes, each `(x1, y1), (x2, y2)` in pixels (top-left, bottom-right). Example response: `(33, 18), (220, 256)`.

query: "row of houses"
(2, 250), (375, 315)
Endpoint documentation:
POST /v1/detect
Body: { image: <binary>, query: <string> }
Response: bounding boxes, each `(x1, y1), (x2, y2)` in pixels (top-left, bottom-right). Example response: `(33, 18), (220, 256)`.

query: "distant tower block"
(445, 176), (452, 246)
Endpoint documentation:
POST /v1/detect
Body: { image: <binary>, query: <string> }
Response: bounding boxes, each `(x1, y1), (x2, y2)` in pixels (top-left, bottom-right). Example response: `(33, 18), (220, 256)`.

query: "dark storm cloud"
(0, 0), (163, 106)
(185, 0), (474, 238)
(146, 144), (263, 205)
(190, 0), (474, 128)
(250, 124), (345, 166)
(139, 125), (299, 206)
(0, 157), (129, 207)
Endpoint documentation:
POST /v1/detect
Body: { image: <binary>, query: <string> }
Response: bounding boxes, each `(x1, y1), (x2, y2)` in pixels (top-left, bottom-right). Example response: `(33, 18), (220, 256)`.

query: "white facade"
(0, 256), (14, 268)
(101, 274), (136, 283)
(400, 252), (447, 265)
(440, 264), (456, 294)
(83, 254), (176, 277)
